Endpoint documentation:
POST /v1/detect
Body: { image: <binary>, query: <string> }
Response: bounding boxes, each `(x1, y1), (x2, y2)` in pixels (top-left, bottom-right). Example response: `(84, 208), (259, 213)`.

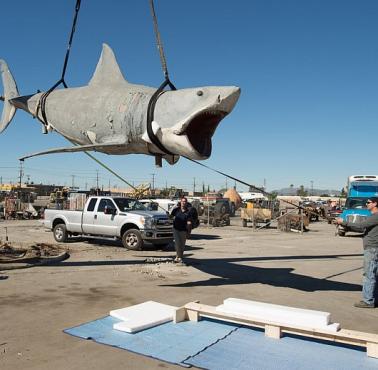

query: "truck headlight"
(143, 217), (155, 229)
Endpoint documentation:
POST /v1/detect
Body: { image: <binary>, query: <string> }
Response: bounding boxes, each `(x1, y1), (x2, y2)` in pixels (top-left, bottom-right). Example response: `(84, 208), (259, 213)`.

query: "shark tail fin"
(0, 59), (19, 133)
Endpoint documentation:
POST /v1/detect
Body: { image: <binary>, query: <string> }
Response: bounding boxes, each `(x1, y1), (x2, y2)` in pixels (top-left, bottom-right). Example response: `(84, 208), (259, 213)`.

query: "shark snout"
(217, 86), (241, 113)
(149, 85), (241, 161)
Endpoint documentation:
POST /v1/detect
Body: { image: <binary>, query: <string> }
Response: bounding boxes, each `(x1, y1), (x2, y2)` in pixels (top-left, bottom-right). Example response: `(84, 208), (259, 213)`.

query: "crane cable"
(149, 0), (170, 80)
(147, 1), (317, 215)
(28, 1), (317, 217)
(35, 0), (82, 131)
(146, 0), (177, 156)
(22, 1), (157, 203)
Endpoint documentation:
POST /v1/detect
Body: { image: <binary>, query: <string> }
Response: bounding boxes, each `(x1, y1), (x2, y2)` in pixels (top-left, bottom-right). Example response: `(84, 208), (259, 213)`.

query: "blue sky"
(0, 0), (377, 192)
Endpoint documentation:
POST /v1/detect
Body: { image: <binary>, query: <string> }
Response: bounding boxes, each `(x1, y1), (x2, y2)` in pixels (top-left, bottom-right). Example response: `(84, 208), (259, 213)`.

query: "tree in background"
(269, 191), (278, 200)
(297, 185), (308, 196)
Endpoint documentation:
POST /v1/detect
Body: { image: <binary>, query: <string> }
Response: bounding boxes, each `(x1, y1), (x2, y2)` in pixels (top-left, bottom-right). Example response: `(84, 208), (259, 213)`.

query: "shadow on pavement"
(54, 259), (146, 267)
(161, 253), (363, 292)
(188, 234), (221, 240)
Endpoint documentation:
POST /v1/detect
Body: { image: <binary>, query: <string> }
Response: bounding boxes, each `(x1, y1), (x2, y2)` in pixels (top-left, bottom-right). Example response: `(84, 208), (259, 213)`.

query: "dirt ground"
(1, 218), (377, 370)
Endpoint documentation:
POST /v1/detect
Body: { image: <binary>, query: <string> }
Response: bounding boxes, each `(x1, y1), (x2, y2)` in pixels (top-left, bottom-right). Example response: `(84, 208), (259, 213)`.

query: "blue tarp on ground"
(64, 316), (239, 367)
(64, 316), (378, 369)
(184, 327), (378, 370)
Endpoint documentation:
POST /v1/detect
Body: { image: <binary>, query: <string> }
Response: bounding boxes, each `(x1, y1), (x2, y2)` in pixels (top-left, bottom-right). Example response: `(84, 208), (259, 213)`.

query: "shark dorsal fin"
(89, 43), (127, 86)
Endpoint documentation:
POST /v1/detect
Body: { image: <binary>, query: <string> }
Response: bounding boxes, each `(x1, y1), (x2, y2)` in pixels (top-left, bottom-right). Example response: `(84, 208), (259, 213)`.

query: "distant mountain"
(272, 187), (341, 196)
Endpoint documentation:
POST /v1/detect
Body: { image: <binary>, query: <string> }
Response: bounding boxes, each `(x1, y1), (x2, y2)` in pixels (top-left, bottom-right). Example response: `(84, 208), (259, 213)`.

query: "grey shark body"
(0, 44), (240, 164)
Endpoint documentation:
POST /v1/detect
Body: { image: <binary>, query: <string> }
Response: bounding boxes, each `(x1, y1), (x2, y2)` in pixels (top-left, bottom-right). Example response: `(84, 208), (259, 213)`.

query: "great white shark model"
(0, 44), (240, 165)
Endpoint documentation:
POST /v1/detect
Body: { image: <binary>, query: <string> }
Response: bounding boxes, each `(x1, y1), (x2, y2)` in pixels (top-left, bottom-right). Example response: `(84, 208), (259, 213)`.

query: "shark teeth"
(184, 110), (227, 158)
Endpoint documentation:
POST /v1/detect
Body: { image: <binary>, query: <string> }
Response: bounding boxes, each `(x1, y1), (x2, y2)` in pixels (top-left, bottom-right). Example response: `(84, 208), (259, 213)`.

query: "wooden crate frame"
(174, 302), (378, 358)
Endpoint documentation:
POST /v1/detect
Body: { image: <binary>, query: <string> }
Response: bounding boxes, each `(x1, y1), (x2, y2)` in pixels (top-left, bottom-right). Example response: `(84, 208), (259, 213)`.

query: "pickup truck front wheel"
(53, 223), (68, 243)
(122, 229), (143, 250)
(338, 229), (346, 237)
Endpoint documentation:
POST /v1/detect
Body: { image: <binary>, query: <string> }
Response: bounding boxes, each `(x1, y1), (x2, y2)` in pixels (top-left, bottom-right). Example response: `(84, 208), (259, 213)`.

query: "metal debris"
(0, 242), (69, 270)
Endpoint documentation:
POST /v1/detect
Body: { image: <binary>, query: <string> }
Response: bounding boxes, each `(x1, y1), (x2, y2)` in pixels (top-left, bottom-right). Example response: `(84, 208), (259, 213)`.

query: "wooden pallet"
(174, 302), (378, 358)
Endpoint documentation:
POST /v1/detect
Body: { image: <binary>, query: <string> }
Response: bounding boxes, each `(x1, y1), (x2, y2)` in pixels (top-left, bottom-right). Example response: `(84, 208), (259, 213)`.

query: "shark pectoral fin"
(19, 142), (126, 161)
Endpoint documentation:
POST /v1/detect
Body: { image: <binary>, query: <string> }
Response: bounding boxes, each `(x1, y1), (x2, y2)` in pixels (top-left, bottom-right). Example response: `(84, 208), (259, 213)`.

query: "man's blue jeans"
(363, 248), (378, 305)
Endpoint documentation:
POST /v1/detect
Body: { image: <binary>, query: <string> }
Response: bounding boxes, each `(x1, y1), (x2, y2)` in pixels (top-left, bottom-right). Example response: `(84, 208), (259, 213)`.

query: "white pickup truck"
(43, 196), (173, 250)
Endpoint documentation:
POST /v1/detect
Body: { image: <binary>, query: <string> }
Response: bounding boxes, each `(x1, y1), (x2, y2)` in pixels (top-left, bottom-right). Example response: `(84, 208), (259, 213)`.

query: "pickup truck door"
(81, 197), (99, 234)
(93, 198), (119, 236)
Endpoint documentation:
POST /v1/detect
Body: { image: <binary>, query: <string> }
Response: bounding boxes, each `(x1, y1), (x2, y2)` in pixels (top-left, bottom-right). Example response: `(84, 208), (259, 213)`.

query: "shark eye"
(197, 90), (203, 96)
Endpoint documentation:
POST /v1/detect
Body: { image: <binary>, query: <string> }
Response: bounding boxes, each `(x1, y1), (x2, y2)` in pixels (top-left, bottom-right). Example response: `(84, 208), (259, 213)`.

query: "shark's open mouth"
(185, 110), (227, 158)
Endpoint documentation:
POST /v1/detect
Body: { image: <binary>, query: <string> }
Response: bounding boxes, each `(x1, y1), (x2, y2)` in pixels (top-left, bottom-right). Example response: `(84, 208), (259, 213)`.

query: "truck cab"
(338, 177), (378, 236)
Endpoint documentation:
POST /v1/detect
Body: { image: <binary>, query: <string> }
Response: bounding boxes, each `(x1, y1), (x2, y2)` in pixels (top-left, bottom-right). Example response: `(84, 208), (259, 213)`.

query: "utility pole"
(96, 170), (99, 189)
(71, 175), (75, 189)
(263, 178), (266, 191)
(225, 177), (228, 190)
(150, 173), (155, 193)
(18, 161), (24, 189)
(193, 177), (196, 193)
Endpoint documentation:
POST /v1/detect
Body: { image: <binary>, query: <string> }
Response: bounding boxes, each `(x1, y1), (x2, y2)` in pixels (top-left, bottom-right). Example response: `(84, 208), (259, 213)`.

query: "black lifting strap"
(37, 0), (82, 128)
(146, 78), (176, 155)
(146, 0), (178, 155)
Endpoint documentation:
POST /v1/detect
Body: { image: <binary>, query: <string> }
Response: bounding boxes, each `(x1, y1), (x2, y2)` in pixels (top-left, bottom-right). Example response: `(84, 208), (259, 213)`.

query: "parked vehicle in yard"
(139, 198), (177, 213)
(241, 207), (271, 227)
(326, 207), (342, 224)
(43, 196), (173, 250)
(198, 199), (231, 227)
(241, 199), (279, 228)
(338, 175), (378, 236)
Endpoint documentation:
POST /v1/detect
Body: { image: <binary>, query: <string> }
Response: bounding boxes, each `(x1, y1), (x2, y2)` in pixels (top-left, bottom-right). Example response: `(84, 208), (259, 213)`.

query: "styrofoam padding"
(110, 301), (177, 333)
(216, 298), (340, 332)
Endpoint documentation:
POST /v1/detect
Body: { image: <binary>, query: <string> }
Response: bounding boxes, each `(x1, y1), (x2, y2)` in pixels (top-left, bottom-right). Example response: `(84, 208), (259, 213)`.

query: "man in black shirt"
(171, 197), (193, 264)
(336, 197), (378, 308)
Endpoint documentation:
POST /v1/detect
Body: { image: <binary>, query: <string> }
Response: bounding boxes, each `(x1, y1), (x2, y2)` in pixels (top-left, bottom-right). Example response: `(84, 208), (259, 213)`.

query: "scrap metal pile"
(0, 242), (68, 270)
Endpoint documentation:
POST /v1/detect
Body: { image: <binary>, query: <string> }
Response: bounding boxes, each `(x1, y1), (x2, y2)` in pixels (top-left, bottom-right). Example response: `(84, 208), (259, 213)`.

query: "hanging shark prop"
(0, 44), (240, 165)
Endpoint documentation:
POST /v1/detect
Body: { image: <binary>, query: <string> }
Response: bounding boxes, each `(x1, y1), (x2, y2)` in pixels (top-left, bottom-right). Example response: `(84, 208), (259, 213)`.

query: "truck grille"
(346, 214), (367, 224)
(155, 217), (173, 231)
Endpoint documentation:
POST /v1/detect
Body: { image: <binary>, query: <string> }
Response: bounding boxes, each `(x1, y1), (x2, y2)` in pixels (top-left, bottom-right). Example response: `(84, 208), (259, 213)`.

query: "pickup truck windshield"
(345, 197), (368, 209)
(114, 198), (147, 211)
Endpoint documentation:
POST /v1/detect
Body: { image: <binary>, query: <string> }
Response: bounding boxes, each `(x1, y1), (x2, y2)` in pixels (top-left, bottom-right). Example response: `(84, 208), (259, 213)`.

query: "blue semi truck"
(337, 175), (378, 236)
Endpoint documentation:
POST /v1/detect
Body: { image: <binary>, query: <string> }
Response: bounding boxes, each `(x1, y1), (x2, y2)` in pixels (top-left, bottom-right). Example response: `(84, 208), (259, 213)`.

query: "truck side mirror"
(104, 206), (116, 215)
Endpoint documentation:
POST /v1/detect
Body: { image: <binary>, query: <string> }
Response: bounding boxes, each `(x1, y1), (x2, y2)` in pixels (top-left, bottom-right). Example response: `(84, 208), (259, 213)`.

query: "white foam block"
(110, 301), (177, 333)
(216, 298), (340, 332)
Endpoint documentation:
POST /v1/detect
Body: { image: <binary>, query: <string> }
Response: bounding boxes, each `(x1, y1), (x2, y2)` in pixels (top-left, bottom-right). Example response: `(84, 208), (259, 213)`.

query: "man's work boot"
(353, 300), (375, 308)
